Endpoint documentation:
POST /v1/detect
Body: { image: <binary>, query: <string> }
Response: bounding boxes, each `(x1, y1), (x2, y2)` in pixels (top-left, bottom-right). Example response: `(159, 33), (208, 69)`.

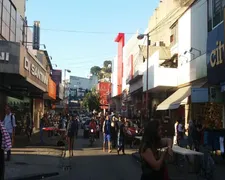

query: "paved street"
(51, 130), (141, 180)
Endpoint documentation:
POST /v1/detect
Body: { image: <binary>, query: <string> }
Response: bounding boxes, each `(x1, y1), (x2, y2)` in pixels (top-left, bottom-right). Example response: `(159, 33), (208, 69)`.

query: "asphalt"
(49, 130), (142, 180)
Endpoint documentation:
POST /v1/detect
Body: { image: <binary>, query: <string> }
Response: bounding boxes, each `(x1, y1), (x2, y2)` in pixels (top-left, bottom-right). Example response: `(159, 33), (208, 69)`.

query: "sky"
(26, 0), (158, 79)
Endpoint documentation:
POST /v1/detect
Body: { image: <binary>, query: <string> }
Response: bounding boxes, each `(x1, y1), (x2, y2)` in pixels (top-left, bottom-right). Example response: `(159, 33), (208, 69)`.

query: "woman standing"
(0, 113), (12, 180)
(139, 120), (172, 180)
(66, 115), (76, 157)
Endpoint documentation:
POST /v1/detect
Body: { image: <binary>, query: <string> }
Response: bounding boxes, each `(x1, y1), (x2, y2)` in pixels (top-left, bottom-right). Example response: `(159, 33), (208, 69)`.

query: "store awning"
(157, 86), (190, 110)
(156, 81), (206, 111)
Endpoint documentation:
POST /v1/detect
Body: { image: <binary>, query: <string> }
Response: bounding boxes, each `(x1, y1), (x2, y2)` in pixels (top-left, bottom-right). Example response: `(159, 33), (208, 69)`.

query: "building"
(155, 0), (208, 130)
(0, 0), (56, 132)
(69, 75), (98, 110)
(11, 0), (26, 18)
(206, 0), (225, 128)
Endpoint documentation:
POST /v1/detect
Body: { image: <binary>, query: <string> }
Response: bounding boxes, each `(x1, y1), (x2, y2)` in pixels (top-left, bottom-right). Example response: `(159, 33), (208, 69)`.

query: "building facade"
(0, 0), (57, 132)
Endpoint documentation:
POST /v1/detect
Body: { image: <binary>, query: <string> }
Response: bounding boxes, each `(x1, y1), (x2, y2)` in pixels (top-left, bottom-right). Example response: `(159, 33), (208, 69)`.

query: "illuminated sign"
(210, 41), (224, 67)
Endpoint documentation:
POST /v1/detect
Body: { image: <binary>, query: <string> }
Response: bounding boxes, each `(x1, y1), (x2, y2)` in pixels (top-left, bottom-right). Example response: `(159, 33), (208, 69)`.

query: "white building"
(146, 0), (208, 127)
(70, 75), (98, 91)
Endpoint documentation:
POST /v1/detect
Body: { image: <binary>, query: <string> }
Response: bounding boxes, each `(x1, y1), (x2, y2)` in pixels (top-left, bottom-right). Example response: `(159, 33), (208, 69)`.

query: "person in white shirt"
(3, 105), (16, 161)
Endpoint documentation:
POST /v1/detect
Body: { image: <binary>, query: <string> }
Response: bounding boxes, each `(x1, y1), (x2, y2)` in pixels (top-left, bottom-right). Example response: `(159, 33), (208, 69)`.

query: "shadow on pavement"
(63, 154), (141, 180)
(5, 153), (62, 180)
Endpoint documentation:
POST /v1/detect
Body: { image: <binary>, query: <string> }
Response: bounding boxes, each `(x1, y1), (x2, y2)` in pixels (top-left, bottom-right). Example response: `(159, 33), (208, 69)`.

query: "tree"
(90, 66), (101, 76)
(103, 60), (112, 68)
(82, 89), (101, 111)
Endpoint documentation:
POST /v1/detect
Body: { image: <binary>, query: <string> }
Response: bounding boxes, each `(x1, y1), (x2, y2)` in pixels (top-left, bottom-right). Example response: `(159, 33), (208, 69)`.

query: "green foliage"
(90, 66), (101, 76)
(82, 89), (101, 111)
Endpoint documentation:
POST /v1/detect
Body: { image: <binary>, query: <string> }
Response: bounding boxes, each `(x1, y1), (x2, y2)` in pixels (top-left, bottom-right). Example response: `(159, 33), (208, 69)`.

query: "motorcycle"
(89, 129), (95, 146)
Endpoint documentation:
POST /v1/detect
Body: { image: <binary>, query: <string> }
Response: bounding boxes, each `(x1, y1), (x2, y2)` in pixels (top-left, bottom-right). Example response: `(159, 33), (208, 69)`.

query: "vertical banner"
(33, 21), (40, 50)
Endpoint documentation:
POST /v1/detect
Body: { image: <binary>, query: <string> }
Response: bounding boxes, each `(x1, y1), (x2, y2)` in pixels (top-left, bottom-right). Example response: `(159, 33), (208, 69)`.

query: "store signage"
(24, 57), (48, 85)
(209, 41), (224, 68)
(207, 22), (225, 84)
(0, 52), (9, 61)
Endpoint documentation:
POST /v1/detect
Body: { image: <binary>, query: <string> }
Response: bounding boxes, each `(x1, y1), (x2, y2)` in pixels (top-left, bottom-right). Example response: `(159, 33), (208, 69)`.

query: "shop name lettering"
(24, 58), (48, 85)
(0, 52), (9, 61)
(210, 41), (224, 68)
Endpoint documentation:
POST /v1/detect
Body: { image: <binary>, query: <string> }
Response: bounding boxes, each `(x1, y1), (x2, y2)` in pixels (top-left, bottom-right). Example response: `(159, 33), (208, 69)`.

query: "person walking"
(102, 115), (112, 153)
(117, 118), (126, 155)
(0, 112), (12, 179)
(25, 113), (33, 142)
(3, 105), (16, 161)
(66, 115), (76, 157)
(110, 116), (117, 149)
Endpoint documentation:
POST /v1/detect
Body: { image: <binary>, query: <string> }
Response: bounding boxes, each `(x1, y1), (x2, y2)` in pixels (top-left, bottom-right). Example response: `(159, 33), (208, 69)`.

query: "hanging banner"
(33, 21), (40, 50)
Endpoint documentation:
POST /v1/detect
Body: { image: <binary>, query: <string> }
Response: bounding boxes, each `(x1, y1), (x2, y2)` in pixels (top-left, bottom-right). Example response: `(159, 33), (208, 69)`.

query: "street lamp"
(137, 33), (150, 119)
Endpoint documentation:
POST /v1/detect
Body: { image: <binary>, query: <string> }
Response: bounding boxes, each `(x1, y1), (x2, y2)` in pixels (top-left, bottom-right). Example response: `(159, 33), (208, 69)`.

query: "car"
(83, 119), (100, 139)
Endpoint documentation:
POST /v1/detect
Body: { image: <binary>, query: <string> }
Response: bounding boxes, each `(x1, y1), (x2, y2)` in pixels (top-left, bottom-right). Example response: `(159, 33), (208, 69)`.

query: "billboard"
(33, 21), (40, 50)
(52, 69), (62, 85)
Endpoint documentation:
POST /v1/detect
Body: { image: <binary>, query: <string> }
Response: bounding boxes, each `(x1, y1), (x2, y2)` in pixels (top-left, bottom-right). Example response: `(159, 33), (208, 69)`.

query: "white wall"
(176, 0), (207, 85)
(122, 33), (140, 90)
(143, 51), (178, 91)
(111, 56), (118, 97)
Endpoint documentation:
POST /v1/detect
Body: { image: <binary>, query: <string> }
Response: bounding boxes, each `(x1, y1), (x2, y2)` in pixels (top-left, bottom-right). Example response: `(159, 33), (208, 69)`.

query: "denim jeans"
(7, 133), (12, 160)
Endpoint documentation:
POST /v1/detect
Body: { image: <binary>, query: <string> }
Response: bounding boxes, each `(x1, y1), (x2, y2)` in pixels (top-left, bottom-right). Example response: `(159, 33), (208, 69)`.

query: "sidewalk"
(132, 152), (225, 180)
(5, 132), (65, 180)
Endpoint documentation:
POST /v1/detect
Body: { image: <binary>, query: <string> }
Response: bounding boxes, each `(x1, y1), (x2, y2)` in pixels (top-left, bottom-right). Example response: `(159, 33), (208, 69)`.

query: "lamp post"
(137, 33), (150, 119)
(64, 69), (71, 113)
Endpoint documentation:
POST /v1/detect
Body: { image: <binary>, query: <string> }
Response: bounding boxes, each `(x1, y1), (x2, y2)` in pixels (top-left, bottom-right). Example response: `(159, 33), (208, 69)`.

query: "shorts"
(103, 134), (111, 143)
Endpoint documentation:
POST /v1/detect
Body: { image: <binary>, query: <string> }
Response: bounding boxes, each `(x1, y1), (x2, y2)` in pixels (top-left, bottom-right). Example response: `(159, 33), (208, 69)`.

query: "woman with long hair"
(139, 120), (173, 180)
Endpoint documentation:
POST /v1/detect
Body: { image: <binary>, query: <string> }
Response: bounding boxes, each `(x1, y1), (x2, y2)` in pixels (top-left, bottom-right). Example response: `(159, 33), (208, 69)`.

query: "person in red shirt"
(89, 118), (97, 133)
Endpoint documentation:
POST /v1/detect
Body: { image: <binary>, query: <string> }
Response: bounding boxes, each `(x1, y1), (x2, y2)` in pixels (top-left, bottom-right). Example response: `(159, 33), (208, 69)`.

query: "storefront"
(0, 41), (48, 130)
(206, 20), (224, 129)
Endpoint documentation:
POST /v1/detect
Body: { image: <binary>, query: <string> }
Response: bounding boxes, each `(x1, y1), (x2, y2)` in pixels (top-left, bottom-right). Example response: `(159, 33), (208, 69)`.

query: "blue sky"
(26, 0), (158, 78)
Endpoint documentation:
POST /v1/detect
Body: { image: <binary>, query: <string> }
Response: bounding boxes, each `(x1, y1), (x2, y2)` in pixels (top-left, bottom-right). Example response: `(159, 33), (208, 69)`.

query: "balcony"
(143, 51), (178, 92)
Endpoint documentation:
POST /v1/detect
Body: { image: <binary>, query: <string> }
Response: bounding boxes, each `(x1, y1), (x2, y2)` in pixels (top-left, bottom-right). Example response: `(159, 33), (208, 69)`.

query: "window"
(208, 0), (224, 31)
(170, 21), (178, 46)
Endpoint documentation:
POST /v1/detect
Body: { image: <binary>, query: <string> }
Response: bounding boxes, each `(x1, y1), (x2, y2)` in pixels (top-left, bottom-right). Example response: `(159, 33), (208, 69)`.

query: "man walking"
(102, 115), (112, 153)
(3, 105), (16, 161)
(117, 118), (126, 155)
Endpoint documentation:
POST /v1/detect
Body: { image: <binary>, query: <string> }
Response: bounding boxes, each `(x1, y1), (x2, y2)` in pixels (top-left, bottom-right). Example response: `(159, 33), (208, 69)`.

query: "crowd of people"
(1, 107), (200, 180)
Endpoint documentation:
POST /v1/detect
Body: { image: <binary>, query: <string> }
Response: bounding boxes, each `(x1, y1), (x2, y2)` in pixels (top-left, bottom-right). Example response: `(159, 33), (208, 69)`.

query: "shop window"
(2, 6), (10, 27)
(10, 30), (15, 41)
(3, 0), (10, 12)
(2, 21), (9, 40)
(208, 0), (224, 32)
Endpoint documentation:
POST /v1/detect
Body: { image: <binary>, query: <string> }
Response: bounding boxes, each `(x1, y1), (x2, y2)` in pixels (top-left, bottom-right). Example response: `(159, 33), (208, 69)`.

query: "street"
(53, 130), (141, 180)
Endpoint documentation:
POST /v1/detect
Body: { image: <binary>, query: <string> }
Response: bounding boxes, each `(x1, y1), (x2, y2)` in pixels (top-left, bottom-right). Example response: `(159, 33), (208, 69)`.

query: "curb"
(7, 172), (59, 180)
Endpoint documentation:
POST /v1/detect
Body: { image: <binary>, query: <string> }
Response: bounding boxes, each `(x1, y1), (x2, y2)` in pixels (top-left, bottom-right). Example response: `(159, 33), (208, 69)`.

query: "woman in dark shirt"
(139, 120), (173, 180)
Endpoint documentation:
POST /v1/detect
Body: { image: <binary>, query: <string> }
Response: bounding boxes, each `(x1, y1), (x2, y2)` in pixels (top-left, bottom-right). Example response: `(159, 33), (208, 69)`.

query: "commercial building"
(69, 75), (98, 110)
(0, 0), (57, 132)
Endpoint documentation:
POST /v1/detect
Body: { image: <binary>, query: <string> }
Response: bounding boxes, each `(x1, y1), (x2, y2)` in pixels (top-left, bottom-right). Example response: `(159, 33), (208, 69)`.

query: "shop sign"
(191, 88), (208, 103)
(48, 77), (56, 100)
(207, 22), (225, 84)
(24, 57), (48, 85)
(0, 52), (9, 61)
